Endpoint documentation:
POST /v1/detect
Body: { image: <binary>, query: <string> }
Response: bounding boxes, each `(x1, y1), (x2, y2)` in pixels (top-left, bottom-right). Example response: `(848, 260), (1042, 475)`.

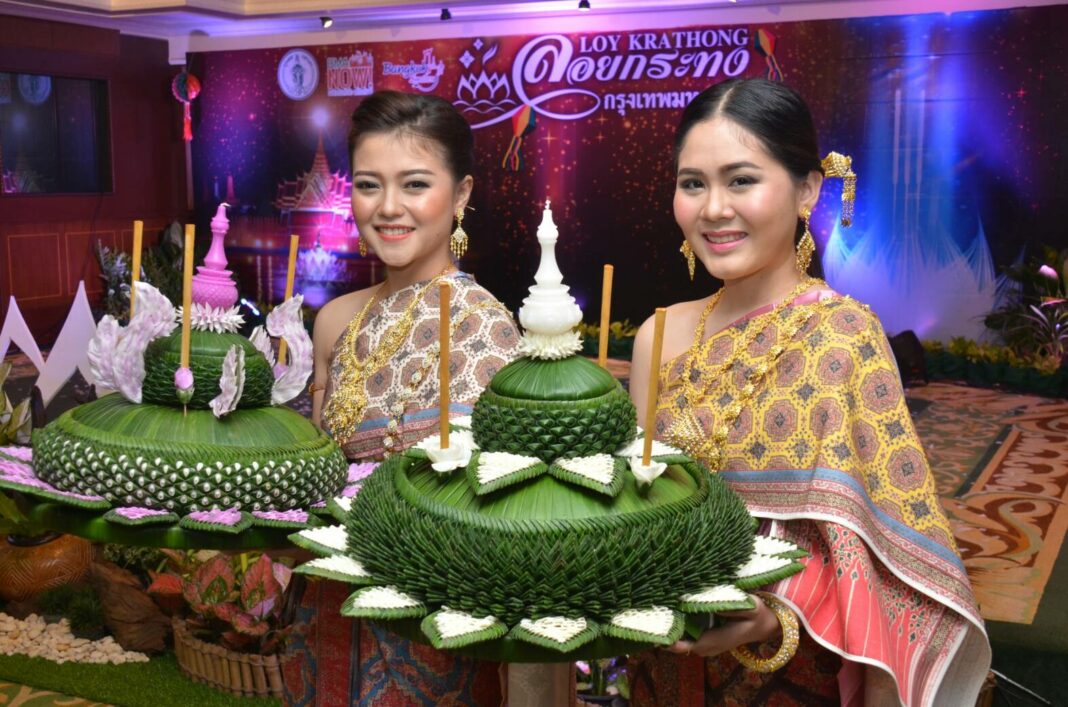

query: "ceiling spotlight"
(320, 16), (333, 28)
(578, 0), (591, 10)
(441, 8), (452, 20)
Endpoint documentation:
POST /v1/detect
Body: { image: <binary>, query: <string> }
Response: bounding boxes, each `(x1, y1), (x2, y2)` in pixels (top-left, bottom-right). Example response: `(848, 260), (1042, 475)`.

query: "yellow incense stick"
(642, 307), (667, 466)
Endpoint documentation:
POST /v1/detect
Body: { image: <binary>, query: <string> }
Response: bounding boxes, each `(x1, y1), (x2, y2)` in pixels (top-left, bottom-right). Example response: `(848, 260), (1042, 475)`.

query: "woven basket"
(172, 618), (283, 699)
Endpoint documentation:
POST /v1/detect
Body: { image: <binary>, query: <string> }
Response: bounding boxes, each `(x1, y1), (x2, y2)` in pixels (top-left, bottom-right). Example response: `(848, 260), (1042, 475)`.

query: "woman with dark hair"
(627, 78), (990, 706)
(283, 90), (518, 706)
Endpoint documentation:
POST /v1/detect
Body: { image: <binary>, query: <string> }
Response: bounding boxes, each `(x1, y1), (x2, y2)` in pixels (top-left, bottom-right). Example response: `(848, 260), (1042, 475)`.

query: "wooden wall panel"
(65, 230), (117, 296)
(6, 233), (62, 301)
(0, 15), (184, 346)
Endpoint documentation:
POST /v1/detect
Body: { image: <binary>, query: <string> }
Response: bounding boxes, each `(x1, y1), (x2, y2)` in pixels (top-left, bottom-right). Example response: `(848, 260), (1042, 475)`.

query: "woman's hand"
(666, 594), (782, 658)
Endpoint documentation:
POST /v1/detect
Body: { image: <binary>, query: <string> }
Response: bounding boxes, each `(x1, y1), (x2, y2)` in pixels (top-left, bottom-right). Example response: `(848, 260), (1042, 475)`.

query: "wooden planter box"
(172, 618), (283, 699)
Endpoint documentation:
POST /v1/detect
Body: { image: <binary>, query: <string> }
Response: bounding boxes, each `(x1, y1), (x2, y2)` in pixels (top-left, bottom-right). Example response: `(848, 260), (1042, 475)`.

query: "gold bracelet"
(729, 592), (800, 673)
(308, 382), (326, 395)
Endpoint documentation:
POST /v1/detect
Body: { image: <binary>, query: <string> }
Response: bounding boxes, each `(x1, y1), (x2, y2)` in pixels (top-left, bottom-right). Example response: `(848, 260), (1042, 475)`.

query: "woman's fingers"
(666, 640), (693, 654)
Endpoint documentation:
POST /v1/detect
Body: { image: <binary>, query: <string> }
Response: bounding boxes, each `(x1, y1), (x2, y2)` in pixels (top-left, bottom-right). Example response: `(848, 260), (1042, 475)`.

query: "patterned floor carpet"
(907, 383), (1068, 626)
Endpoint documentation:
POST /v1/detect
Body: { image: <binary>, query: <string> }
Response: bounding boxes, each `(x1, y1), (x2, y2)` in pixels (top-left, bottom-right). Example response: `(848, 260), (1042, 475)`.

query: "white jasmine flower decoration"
(476, 452), (543, 484)
(754, 535), (802, 557)
(425, 433), (474, 473)
(266, 295), (313, 404)
(294, 524), (349, 553)
(629, 456), (667, 488)
(614, 434), (683, 459)
(177, 302), (245, 333)
(350, 586), (421, 610)
(303, 555), (371, 579)
(611, 606), (675, 635)
(518, 330), (583, 360)
(209, 345), (245, 418)
(449, 415), (473, 429)
(680, 584), (750, 604)
(416, 429), (476, 453)
(519, 616), (588, 643)
(432, 609), (500, 640)
(557, 454), (616, 484)
(735, 553), (793, 579)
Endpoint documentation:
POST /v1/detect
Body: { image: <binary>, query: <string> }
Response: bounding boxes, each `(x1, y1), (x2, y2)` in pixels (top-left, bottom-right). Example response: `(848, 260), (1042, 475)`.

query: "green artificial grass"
(0, 651), (279, 707)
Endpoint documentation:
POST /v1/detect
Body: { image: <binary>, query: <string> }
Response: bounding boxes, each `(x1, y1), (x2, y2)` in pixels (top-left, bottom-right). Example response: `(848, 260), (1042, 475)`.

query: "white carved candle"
(517, 201), (584, 360)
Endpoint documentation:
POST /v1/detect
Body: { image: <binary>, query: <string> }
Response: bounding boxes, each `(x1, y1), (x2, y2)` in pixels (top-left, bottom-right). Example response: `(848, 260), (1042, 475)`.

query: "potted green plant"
(0, 363), (97, 601)
(147, 551), (293, 698)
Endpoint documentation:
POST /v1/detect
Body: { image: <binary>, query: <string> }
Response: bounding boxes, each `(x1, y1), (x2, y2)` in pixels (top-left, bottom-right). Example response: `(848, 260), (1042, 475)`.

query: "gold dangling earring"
(450, 209), (469, 259)
(796, 208), (815, 274)
(680, 240), (695, 281)
(358, 234), (368, 257)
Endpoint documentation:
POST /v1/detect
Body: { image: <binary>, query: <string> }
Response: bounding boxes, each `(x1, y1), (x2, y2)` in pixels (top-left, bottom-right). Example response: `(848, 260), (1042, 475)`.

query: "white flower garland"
(177, 303), (245, 334)
(518, 331), (583, 361)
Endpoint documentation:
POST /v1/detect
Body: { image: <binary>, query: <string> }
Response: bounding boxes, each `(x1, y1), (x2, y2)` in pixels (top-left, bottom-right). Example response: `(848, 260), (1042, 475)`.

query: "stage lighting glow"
(240, 298), (261, 317)
(320, 16), (333, 29)
(311, 106), (329, 129)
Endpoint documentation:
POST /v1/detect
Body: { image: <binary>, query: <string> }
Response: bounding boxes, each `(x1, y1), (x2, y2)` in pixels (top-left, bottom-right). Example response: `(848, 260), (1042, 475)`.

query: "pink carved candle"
(191, 202), (239, 309)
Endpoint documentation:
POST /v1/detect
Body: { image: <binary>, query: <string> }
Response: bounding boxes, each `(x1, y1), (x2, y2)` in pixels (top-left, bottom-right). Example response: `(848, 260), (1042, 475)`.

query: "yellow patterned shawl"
(655, 291), (990, 706)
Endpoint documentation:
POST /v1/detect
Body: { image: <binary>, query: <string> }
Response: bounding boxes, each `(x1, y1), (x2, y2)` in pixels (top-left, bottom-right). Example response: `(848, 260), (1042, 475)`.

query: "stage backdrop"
(189, 5), (1068, 342)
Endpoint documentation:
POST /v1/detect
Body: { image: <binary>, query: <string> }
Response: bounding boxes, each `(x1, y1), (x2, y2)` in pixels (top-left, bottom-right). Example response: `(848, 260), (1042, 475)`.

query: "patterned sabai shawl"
(655, 290), (990, 707)
(323, 272), (520, 461)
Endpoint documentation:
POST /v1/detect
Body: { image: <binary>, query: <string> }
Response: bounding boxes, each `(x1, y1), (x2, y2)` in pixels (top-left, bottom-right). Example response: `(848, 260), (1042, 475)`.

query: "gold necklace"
(323, 268), (454, 443)
(668, 277), (826, 470)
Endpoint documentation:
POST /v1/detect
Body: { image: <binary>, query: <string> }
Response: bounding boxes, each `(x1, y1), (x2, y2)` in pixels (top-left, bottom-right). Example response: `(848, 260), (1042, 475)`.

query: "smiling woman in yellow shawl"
(627, 79), (989, 706)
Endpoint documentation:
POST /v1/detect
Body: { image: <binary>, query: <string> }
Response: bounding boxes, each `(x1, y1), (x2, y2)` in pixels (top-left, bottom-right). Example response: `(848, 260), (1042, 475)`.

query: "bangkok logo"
(277, 49), (319, 101)
(382, 48), (445, 93)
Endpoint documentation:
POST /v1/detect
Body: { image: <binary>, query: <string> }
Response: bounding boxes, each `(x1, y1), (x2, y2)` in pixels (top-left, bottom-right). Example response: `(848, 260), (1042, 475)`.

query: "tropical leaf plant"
(147, 551), (294, 654)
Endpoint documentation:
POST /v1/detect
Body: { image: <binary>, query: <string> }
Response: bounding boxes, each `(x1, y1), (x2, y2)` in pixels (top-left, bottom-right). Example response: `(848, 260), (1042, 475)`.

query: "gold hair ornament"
(820, 151), (857, 227)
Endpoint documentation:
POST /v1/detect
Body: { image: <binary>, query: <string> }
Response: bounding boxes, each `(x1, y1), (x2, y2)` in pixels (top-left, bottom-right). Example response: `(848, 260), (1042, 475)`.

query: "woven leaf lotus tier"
(291, 203), (808, 662)
(0, 205), (349, 542)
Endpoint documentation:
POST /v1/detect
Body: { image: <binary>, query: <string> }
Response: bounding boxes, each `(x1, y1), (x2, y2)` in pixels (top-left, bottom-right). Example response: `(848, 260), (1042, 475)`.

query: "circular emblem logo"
(277, 49), (319, 101)
(17, 74), (52, 105)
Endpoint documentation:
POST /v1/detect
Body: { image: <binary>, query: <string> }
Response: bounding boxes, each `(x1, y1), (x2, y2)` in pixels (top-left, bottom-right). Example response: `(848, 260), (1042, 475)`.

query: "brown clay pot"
(0, 532), (96, 602)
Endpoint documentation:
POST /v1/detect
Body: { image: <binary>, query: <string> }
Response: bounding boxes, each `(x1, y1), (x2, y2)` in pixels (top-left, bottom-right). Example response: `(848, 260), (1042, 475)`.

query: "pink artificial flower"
(1038, 264), (1059, 280)
(174, 366), (195, 391)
